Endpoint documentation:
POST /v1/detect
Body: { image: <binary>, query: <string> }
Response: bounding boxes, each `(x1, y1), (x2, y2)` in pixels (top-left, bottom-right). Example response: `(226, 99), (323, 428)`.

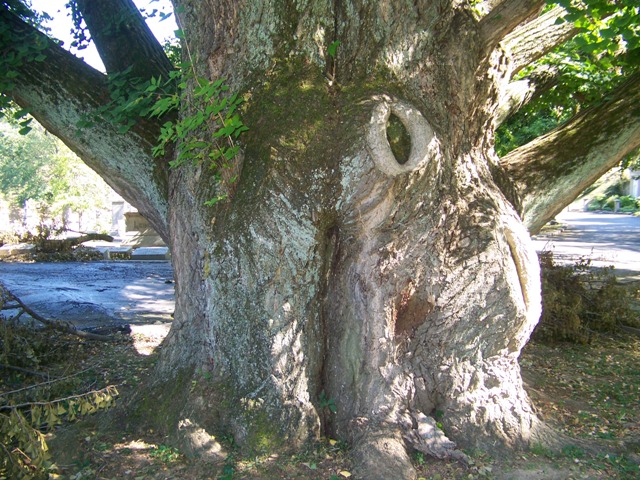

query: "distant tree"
(1, 1), (639, 478)
(0, 118), (113, 227)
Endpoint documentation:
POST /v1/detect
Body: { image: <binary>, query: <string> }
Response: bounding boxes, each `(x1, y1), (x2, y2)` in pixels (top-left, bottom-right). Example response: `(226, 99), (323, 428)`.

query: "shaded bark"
(152, 3), (553, 478)
(3, 1), (635, 479)
(76, 0), (173, 78)
(501, 72), (640, 233)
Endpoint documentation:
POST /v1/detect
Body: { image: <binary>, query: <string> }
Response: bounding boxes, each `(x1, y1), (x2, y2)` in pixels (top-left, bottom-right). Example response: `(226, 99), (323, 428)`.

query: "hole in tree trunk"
(386, 113), (412, 165)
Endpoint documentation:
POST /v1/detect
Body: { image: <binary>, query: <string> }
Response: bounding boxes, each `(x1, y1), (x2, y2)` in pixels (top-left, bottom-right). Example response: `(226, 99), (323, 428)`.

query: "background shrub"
(535, 252), (638, 343)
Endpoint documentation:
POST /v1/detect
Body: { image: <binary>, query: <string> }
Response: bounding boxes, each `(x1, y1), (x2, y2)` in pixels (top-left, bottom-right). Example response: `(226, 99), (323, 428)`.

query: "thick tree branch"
(503, 6), (578, 76)
(478, 0), (545, 52)
(76, 0), (174, 78)
(0, 9), (169, 241)
(501, 72), (640, 234)
(494, 65), (558, 127)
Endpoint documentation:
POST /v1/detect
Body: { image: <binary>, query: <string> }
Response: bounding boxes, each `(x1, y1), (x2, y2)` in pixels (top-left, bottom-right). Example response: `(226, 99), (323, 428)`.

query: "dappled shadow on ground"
(2, 268), (639, 478)
(19, 331), (640, 480)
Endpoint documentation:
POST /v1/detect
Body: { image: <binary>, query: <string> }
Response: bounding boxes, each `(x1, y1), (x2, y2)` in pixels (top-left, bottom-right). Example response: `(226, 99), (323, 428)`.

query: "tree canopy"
(0, 116), (112, 220)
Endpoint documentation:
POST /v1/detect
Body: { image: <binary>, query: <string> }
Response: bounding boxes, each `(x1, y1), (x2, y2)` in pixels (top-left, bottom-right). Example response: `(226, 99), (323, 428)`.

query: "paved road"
(532, 210), (640, 279)
(0, 261), (174, 330)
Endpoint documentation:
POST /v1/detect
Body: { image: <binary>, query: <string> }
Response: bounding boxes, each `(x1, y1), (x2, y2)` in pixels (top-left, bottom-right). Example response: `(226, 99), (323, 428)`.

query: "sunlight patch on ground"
(129, 323), (171, 355)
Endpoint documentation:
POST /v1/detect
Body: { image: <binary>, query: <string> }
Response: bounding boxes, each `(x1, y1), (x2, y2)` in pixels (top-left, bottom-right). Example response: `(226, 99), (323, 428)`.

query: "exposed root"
(403, 411), (470, 465)
(351, 426), (417, 480)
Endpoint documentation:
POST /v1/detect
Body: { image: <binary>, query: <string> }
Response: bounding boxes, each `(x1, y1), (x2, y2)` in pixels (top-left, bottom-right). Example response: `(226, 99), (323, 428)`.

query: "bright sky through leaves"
(28, 0), (178, 72)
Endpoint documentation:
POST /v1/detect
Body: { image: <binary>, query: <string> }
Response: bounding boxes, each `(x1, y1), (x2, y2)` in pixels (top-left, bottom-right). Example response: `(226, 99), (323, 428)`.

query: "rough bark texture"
(76, 0), (174, 78)
(154, 2), (550, 478)
(3, 1), (637, 478)
(503, 6), (577, 76)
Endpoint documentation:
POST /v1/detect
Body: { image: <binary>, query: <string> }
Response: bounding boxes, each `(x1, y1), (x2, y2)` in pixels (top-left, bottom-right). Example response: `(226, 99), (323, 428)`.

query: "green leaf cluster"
(318, 390), (337, 414)
(553, 0), (640, 56)
(79, 60), (248, 205)
(151, 65), (249, 174)
(0, 386), (118, 479)
(536, 252), (637, 343)
(497, 2), (640, 156)
(0, 408), (50, 479)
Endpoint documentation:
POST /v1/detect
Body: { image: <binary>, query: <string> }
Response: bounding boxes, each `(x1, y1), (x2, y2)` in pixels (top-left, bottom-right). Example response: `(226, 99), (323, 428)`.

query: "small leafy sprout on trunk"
(318, 390), (337, 414)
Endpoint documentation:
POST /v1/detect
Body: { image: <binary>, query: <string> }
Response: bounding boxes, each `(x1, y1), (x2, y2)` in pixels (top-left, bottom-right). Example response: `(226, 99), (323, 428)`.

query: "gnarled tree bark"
(2, 1), (638, 478)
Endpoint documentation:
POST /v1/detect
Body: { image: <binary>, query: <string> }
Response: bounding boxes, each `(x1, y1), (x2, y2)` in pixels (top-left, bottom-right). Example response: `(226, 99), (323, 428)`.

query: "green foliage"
(552, 0), (640, 55)
(0, 292), (119, 479)
(328, 40), (340, 58)
(495, 106), (563, 156)
(150, 67), (248, 173)
(318, 390), (337, 414)
(536, 252), (637, 342)
(497, 2), (640, 155)
(0, 386), (117, 479)
(79, 60), (248, 205)
(0, 117), (112, 222)
(149, 444), (183, 464)
(585, 194), (640, 212)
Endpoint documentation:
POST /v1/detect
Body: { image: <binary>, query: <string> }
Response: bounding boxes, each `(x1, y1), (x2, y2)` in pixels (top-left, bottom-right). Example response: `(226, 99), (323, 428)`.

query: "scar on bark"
(502, 220), (541, 324)
(394, 283), (435, 337)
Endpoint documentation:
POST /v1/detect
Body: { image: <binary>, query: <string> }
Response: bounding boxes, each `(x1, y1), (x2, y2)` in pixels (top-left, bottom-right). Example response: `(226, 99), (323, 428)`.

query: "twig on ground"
(0, 365), (98, 397)
(4, 290), (117, 342)
(0, 363), (49, 379)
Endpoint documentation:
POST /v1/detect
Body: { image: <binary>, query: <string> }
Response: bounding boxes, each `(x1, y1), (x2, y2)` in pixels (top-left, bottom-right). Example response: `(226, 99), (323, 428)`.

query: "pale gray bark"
(503, 6), (578, 76)
(152, 4), (555, 478)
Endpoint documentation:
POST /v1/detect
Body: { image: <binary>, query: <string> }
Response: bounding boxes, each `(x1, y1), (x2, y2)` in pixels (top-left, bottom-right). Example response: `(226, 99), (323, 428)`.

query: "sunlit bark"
(501, 72), (640, 233)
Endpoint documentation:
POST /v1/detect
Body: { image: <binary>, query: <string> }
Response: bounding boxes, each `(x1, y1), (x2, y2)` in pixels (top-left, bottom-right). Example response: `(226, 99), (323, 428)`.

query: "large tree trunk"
(153, 2), (548, 478)
(4, 1), (639, 478)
